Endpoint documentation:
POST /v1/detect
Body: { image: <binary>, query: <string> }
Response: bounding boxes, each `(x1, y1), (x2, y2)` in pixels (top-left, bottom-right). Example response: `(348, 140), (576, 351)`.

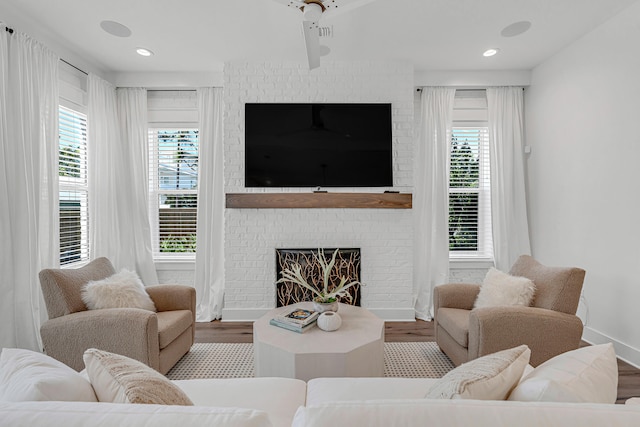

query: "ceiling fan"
(272, 0), (377, 69)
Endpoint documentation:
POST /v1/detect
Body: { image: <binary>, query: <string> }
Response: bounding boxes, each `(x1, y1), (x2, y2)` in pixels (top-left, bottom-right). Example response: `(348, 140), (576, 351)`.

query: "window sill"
(61, 258), (196, 271)
(449, 258), (494, 269)
(154, 259), (196, 270)
(60, 259), (90, 269)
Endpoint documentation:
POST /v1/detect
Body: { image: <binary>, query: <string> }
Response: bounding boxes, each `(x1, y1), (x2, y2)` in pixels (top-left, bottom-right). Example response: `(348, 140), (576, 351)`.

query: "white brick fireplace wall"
(222, 61), (416, 321)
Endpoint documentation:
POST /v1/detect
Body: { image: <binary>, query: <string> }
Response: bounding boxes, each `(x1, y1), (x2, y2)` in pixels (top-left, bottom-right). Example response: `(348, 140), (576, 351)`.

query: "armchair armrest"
(146, 284), (196, 343)
(146, 285), (196, 313)
(468, 306), (584, 366)
(433, 283), (481, 312)
(40, 308), (159, 372)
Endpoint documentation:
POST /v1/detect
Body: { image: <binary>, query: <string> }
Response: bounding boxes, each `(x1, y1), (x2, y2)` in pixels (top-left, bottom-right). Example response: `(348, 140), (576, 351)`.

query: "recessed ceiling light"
(483, 48), (499, 57)
(136, 48), (154, 57)
(501, 21), (532, 38)
(100, 20), (131, 38)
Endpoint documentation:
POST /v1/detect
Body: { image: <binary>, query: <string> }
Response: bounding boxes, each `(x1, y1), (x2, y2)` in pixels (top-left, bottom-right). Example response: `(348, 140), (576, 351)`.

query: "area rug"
(166, 342), (454, 380)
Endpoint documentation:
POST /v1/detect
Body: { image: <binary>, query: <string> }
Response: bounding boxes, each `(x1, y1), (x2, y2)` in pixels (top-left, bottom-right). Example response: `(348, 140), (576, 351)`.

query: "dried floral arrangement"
(276, 248), (362, 307)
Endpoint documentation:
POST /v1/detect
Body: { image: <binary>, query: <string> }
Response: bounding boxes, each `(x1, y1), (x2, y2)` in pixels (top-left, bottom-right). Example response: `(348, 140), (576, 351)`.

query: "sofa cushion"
(426, 345), (530, 400)
(292, 398), (640, 427)
(0, 348), (97, 402)
(435, 308), (470, 347)
(306, 378), (439, 405)
(157, 310), (193, 349)
(83, 348), (192, 405)
(508, 343), (618, 404)
(174, 377), (306, 427)
(474, 268), (536, 309)
(82, 269), (156, 312)
(0, 401), (273, 427)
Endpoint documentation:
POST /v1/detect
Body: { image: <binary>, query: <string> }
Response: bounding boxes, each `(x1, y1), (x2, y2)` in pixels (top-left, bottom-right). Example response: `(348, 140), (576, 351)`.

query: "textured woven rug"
(166, 342), (454, 380)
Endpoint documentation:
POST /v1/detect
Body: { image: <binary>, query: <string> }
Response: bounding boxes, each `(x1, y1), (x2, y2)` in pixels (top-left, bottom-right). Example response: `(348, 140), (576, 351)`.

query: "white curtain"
(194, 88), (225, 321)
(486, 87), (531, 271)
(87, 76), (158, 285)
(0, 29), (59, 350)
(413, 87), (456, 320)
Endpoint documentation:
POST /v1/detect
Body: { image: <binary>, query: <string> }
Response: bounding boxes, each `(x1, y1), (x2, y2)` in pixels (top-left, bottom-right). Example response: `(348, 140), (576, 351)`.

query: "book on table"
(269, 317), (316, 333)
(276, 308), (319, 325)
(270, 307), (319, 333)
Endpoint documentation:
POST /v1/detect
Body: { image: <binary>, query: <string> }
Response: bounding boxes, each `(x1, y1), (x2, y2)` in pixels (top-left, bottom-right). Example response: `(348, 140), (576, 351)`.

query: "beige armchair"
(434, 255), (585, 367)
(39, 257), (195, 374)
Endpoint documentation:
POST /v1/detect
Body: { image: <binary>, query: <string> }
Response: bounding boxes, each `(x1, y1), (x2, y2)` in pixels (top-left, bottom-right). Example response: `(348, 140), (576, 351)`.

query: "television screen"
(245, 103), (393, 187)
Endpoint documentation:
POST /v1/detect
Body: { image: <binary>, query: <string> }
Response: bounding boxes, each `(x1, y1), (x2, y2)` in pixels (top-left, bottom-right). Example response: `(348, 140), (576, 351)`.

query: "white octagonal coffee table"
(253, 302), (384, 381)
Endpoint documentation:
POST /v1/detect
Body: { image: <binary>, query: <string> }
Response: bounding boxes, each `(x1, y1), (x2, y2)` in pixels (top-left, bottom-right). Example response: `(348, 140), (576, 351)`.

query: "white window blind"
(449, 89), (492, 260)
(59, 105), (89, 265)
(449, 127), (492, 258)
(148, 129), (199, 256)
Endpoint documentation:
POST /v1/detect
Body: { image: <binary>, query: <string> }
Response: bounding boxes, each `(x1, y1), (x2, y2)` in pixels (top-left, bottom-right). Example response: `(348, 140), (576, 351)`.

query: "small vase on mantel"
(313, 300), (339, 313)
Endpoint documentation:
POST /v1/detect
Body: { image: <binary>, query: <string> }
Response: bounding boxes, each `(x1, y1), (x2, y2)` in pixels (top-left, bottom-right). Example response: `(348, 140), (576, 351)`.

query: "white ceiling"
(1, 0), (637, 75)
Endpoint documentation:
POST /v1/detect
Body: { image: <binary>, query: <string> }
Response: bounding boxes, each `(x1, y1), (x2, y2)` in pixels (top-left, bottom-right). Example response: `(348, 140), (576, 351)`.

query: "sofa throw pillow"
(83, 348), (193, 405)
(425, 345), (531, 400)
(474, 267), (536, 309)
(81, 269), (156, 311)
(508, 343), (618, 404)
(0, 348), (97, 402)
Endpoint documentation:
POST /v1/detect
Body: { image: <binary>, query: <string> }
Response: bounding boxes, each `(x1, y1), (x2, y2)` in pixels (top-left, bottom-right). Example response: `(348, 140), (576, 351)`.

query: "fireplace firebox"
(275, 248), (361, 308)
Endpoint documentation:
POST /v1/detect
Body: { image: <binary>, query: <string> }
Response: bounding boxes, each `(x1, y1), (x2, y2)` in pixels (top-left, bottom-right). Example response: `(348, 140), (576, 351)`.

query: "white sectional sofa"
(2, 376), (640, 427)
(1, 344), (640, 427)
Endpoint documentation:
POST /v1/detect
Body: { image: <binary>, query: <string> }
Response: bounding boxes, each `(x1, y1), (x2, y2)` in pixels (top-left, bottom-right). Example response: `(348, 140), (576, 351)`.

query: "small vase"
(317, 311), (342, 332)
(313, 300), (339, 313)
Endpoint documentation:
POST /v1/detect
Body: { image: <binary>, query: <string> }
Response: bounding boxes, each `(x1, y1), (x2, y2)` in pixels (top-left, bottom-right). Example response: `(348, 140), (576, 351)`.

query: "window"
(59, 106), (89, 265)
(148, 129), (199, 256)
(449, 90), (492, 260)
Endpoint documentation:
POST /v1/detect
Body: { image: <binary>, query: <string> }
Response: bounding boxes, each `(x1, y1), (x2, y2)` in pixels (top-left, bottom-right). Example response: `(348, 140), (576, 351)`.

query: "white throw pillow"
(83, 348), (193, 405)
(508, 343), (618, 404)
(425, 345), (531, 400)
(82, 269), (156, 311)
(0, 348), (97, 402)
(474, 267), (536, 309)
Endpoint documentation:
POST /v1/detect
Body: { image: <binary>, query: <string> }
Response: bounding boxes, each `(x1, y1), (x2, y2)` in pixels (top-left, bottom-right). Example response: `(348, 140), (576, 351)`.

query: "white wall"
(525, 1), (640, 367)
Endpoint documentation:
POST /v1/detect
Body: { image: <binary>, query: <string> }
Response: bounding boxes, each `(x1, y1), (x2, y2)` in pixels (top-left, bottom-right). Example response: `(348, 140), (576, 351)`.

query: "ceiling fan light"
(303, 3), (323, 22)
(319, 45), (331, 56)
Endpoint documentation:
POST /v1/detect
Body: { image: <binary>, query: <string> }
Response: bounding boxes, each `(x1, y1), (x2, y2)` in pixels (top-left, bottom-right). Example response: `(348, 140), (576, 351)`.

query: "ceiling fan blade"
(302, 20), (321, 69)
(270, 0), (306, 10)
(322, 0), (377, 18)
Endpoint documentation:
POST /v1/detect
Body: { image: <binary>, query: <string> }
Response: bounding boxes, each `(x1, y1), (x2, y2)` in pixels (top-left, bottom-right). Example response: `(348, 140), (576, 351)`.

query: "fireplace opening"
(275, 248), (361, 308)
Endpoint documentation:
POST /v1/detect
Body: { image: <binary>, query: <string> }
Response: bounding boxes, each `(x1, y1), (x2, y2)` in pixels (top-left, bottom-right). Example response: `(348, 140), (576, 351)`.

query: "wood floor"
(196, 319), (640, 404)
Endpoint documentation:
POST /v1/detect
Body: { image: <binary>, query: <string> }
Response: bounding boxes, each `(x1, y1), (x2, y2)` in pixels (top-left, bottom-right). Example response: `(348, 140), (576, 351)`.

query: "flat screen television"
(245, 103), (393, 187)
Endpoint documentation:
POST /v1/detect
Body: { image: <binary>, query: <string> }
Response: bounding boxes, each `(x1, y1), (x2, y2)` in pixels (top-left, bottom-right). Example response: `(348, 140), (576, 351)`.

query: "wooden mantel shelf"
(226, 192), (412, 209)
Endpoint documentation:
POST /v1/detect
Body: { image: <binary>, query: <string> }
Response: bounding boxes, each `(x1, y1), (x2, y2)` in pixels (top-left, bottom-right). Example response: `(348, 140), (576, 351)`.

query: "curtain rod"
(415, 88), (487, 92)
(61, 58), (88, 76)
(1, 24), (84, 75)
(415, 87), (524, 92)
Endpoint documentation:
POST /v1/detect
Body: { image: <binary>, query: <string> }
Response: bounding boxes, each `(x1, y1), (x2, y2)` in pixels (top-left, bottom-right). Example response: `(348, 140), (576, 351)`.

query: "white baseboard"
(221, 308), (272, 322)
(366, 308), (416, 321)
(582, 327), (640, 369)
(221, 307), (415, 322)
